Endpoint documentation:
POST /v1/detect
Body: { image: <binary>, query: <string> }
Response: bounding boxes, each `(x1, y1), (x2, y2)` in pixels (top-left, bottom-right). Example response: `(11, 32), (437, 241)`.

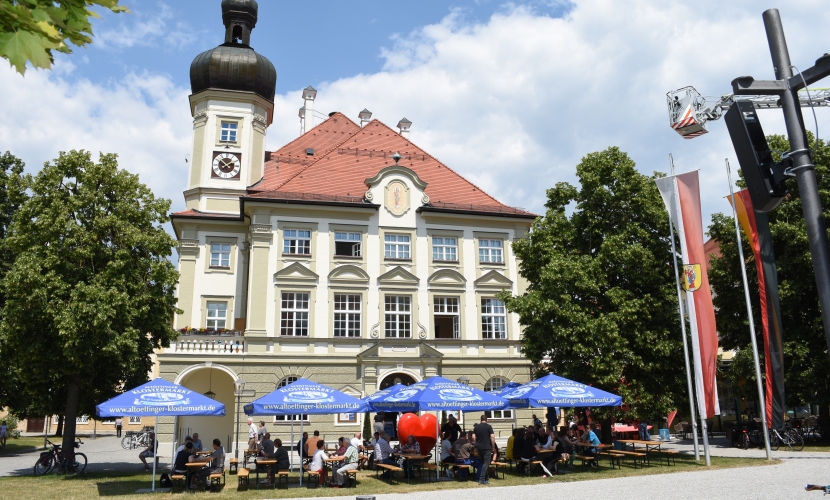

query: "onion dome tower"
(184, 0), (275, 207)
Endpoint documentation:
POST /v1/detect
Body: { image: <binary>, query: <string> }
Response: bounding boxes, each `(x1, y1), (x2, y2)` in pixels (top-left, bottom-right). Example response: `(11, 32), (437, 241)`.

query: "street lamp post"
(233, 379), (256, 459)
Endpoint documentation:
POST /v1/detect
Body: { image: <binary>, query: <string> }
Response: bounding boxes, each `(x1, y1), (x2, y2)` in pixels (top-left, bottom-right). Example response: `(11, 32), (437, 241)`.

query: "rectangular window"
(210, 243), (231, 268)
(434, 297), (460, 339)
(481, 298), (506, 339)
(220, 121), (237, 142)
(283, 229), (311, 255)
(432, 237), (458, 261)
(334, 232), (362, 257)
(206, 301), (227, 330)
(334, 294), (361, 337)
(275, 414), (309, 423)
(384, 234), (410, 259)
(384, 295), (411, 338)
(129, 416), (141, 424)
(479, 239), (504, 263)
(280, 292), (309, 336)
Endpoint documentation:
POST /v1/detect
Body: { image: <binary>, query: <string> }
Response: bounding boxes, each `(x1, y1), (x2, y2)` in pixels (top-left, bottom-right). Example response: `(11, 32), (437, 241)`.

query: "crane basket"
(667, 87), (708, 139)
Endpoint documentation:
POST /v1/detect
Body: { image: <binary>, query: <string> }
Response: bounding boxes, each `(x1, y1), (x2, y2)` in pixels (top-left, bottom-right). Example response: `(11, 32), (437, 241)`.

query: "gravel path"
(2, 435), (828, 499)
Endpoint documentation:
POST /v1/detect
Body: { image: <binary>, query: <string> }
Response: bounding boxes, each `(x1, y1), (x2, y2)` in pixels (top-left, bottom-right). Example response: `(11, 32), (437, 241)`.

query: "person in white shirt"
(374, 432), (396, 478)
(176, 436), (193, 453)
(247, 418), (258, 450)
(350, 432), (362, 449)
(308, 440), (329, 485)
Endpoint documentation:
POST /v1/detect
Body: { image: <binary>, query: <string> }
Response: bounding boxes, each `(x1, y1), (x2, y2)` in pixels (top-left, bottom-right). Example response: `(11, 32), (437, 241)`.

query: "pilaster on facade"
(245, 221), (272, 340)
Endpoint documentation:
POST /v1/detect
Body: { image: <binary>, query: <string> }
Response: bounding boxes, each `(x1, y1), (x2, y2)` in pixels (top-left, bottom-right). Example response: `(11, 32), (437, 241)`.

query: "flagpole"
(725, 158), (772, 460)
(669, 154), (701, 461)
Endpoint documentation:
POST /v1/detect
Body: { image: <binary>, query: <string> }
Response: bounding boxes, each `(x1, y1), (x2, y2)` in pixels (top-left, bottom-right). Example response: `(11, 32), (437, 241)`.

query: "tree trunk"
(60, 374), (81, 473)
(55, 415), (64, 437)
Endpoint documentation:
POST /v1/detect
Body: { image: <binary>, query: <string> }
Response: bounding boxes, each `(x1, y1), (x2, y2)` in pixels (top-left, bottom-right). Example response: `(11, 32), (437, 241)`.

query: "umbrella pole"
(291, 419), (294, 474)
(152, 416), (158, 492)
(435, 412), (440, 467)
(299, 418), (303, 486)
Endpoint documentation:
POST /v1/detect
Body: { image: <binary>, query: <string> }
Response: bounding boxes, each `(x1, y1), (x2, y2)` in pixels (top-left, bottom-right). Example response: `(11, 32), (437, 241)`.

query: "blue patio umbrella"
(365, 376), (508, 413)
(243, 378), (367, 486)
(500, 373), (622, 408)
(96, 378), (226, 492)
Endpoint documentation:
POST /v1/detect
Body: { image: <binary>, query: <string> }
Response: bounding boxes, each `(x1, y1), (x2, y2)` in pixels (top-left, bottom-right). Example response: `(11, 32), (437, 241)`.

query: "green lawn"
(0, 455), (777, 500)
(0, 437), (47, 456)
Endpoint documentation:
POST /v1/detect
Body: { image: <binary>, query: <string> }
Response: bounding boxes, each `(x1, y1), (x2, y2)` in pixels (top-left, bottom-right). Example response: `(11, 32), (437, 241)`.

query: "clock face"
(212, 152), (242, 179)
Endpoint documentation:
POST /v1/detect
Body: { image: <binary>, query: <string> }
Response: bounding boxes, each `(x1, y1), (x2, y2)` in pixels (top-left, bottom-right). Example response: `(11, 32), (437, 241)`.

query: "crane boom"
(667, 86), (830, 139)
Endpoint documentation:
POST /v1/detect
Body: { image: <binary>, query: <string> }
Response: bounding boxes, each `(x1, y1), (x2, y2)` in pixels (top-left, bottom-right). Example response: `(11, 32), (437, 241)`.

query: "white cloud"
(96, 3), (200, 50)
(3, 0), (830, 234)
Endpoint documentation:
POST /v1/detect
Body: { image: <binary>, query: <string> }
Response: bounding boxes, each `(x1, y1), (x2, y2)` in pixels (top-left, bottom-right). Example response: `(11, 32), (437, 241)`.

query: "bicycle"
(34, 439), (87, 475)
(770, 427), (804, 452)
(121, 428), (152, 450)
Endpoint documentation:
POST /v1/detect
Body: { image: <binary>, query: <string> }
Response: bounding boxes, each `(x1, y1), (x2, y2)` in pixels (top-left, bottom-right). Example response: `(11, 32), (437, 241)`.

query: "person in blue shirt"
(580, 423), (601, 468)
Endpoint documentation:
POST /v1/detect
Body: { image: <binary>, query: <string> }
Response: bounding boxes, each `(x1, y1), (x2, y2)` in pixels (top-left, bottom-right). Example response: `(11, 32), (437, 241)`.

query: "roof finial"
(392, 152), (402, 165)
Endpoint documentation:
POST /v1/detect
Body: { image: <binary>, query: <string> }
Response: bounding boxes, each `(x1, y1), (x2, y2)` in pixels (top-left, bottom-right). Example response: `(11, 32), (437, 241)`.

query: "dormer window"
(220, 121), (238, 142)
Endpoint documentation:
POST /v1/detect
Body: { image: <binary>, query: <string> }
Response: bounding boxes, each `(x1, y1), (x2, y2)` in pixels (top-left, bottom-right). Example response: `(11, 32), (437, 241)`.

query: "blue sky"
(2, 0), (829, 232)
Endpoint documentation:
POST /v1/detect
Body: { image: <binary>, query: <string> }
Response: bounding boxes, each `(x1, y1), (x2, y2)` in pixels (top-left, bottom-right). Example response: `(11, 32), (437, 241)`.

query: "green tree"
(501, 147), (685, 429)
(0, 150), (179, 457)
(0, 0), (126, 74)
(708, 134), (830, 410)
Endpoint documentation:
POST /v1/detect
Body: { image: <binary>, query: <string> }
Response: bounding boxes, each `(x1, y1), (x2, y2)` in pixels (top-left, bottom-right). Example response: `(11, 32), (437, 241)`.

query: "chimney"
(397, 117), (412, 138)
(301, 86), (317, 134)
(298, 106), (305, 134)
(358, 108), (372, 127)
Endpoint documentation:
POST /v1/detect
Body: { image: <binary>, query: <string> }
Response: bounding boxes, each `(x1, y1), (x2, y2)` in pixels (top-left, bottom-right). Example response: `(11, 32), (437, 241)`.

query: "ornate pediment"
(274, 262), (318, 285)
(328, 264), (370, 288)
(474, 269), (513, 289)
(378, 266), (419, 288)
(427, 269), (467, 289)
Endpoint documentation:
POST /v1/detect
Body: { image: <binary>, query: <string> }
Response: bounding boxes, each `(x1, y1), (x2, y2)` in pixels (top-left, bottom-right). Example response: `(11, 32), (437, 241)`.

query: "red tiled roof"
(244, 190), (370, 205)
(249, 112), (361, 191)
(249, 114), (533, 216)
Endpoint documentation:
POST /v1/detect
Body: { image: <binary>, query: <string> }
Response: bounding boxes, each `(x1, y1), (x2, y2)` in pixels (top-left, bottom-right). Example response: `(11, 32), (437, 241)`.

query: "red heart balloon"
(397, 413), (438, 453)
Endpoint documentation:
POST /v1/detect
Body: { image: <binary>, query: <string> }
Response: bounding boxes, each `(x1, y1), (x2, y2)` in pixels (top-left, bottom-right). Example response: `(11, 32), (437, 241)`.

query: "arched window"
(484, 377), (513, 420)
(274, 376), (308, 422)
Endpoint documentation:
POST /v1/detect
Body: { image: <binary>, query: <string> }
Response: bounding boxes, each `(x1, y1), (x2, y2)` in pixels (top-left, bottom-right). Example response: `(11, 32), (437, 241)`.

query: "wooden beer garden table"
(392, 453), (430, 483)
(184, 460), (211, 492)
(253, 458), (277, 489)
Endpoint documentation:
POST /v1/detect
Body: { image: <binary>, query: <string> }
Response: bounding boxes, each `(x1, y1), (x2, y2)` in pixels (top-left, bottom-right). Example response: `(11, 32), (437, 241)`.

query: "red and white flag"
(656, 171), (720, 418)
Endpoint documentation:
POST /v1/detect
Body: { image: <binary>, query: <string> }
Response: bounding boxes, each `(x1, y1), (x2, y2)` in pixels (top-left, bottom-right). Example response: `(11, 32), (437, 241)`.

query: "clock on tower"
(211, 151), (243, 179)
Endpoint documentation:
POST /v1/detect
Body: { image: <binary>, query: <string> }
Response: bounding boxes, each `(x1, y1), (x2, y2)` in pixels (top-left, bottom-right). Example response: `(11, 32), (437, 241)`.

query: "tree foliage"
(501, 147), (685, 423)
(708, 134), (830, 408)
(0, 0), (126, 74)
(0, 150), (178, 452)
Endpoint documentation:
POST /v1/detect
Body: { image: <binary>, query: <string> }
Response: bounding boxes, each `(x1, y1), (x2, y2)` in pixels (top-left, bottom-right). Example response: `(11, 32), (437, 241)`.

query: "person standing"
(297, 432), (309, 462)
(305, 430), (321, 459)
(441, 414), (462, 443)
(373, 413), (385, 435)
(115, 417), (123, 438)
(473, 415), (496, 485)
(257, 421), (267, 445)
(0, 420), (7, 448)
(247, 418), (258, 451)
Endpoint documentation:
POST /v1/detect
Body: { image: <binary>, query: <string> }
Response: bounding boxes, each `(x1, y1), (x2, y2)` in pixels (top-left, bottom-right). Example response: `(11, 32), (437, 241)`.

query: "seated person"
(334, 437), (348, 461)
(332, 437), (359, 488)
(374, 432), (397, 479)
(452, 431), (475, 480)
(196, 439), (225, 490)
(506, 428), (517, 462)
(308, 440), (329, 485)
(173, 441), (194, 475)
(192, 433), (203, 452)
(258, 432), (276, 485)
(513, 428), (526, 473)
(440, 432), (455, 478)
(542, 430), (562, 476)
(520, 428), (540, 474)
(398, 434), (421, 477)
(559, 429), (574, 466)
(297, 432), (309, 463)
(273, 439), (291, 471)
(176, 436), (193, 454)
(138, 433), (158, 471)
(579, 423), (601, 468)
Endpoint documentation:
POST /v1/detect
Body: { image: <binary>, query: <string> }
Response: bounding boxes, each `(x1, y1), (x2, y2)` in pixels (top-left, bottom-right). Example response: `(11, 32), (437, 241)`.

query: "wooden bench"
(490, 462), (508, 479)
(518, 459), (543, 476)
(276, 470), (290, 489)
(228, 457), (239, 474)
(305, 469), (320, 488)
(611, 450), (647, 468)
(208, 470), (225, 491)
(420, 462), (439, 482)
(236, 468), (249, 490)
(573, 454), (598, 470)
(454, 463), (475, 481)
(171, 473), (186, 492)
(656, 449), (679, 466)
(345, 469), (359, 487)
(375, 463), (403, 481)
(597, 451), (622, 469)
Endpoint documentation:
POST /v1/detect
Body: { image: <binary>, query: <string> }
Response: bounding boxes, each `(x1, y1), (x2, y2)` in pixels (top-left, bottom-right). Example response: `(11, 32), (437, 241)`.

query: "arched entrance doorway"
(177, 366), (235, 452)
(379, 372), (416, 390)
(377, 372), (418, 440)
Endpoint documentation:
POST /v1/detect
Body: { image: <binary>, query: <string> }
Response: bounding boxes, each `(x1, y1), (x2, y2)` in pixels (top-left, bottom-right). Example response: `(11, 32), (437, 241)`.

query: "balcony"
(169, 328), (245, 355)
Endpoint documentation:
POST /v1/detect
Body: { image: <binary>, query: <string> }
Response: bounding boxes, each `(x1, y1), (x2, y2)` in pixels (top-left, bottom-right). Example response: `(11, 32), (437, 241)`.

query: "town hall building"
(156, 0), (536, 451)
